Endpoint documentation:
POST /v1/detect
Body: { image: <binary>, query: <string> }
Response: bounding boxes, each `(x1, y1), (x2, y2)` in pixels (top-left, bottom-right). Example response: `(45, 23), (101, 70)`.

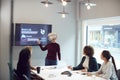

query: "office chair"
(13, 70), (29, 80)
(12, 69), (20, 80)
(23, 74), (29, 80)
(98, 63), (101, 69)
(8, 63), (20, 80)
(7, 62), (11, 75)
(117, 69), (120, 80)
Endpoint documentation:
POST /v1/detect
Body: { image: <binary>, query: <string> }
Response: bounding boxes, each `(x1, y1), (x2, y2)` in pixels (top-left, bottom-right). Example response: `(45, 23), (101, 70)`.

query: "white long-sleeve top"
(92, 61), (118, 80)
(83, 56), (89, 69)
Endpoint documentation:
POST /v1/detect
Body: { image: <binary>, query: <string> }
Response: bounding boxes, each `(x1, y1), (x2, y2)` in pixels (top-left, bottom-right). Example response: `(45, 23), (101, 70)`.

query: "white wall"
(0, 0), (11, 80)
(0, 0), (77, 80)
(0, 0), (76, 80)
(74, 0), (120, 66)
(77, 0), (120, 50)
(0, 0), (1, 78)
(80, 0), (120, 20)
(78, 0), (120, 69)
(1, 0), (120, 79)
(13, 0), (76, 66)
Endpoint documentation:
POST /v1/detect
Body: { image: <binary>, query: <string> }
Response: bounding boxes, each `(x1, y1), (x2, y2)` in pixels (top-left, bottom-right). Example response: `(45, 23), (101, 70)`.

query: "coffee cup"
(37, 67), (40, 74)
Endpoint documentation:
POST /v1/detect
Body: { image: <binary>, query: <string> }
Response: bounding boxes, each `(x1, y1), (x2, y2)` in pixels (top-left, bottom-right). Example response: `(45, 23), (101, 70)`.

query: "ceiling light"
(62, 14), (66, 18)
(58, 6), (69, 18)
(41, 0), (53, 7)
(87, 5), (90, 10)
(45, 3), (49, 7)
(81, 0), (96, 10)
(61, 0), (67, 6)
(59, 0), (71, 6)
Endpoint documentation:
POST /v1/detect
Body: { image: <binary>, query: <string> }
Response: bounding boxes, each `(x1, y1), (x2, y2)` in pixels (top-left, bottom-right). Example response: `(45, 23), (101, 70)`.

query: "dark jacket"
(73, 56), (98, 72)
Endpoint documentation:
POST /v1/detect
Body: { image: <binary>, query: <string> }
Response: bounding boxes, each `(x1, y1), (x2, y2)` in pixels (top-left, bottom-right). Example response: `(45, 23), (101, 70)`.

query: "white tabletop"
(32, 66), (106, 80)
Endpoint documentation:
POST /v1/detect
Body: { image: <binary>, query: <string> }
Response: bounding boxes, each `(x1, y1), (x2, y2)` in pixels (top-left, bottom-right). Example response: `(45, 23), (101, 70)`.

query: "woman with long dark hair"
(16, 46), (37, 80)
(17, 46), (31, 80)
(87, 50), (118, 80)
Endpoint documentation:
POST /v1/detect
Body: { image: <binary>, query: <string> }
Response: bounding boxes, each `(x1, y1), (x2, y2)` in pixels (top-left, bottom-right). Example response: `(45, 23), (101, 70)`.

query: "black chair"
(98, 63), (101, 69)
(117, 69), (120, 80)
(23, 74), (29, 80)
(8, 63), (10, 77)
(12, 69), (20, 80)
(13, 70), (29, 80)
(8, 63), (20, 80)
(7, 62), (12, 76)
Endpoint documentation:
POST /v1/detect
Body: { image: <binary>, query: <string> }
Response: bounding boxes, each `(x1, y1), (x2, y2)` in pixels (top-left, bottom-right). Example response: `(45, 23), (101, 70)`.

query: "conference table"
(31, 66), (106, 80)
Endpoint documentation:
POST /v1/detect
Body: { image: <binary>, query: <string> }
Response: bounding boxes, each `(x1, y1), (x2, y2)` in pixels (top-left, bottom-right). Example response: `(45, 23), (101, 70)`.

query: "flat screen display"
(15, 23), (52, 46)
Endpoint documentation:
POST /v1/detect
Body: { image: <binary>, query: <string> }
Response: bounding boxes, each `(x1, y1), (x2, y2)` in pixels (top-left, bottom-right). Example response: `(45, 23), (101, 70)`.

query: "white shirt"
(92, 61), (118, 80)
(83, 56), (89, 69)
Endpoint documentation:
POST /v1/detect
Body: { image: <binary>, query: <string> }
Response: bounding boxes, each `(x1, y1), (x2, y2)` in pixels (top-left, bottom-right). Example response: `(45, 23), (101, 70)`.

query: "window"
(83, 17), (120, 69)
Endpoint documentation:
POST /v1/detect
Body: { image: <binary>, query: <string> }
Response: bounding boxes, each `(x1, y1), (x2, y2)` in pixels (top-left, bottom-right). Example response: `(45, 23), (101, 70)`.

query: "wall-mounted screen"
(15, 23), (52, 46)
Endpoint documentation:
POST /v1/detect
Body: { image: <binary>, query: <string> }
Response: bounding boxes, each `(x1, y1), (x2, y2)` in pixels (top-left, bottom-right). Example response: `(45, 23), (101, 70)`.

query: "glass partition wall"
(82, 16), (120, 69)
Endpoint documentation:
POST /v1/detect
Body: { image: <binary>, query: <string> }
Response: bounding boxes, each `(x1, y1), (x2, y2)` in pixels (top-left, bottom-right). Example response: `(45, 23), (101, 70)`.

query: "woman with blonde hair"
(37, 32), (61, 66)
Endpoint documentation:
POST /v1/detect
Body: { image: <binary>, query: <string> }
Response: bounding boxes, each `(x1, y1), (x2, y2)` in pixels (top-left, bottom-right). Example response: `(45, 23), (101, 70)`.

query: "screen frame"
(14, 23), (52, 46)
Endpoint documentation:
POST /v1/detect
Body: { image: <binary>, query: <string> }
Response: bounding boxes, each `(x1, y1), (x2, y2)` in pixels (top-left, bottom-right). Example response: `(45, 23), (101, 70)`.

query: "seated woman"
(16, 46), (38, 80)
(87, 50), (118, 80)
(68, 45), (98, 72)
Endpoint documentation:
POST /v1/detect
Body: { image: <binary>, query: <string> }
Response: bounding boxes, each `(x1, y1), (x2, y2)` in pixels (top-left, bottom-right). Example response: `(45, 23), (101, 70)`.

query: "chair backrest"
(8, 62), (12, 76)
(12, 69), (20, 80)
(7, 63), (11, 78)
(8, 63), (10, 71)
(8, 63), (17, 80)
(23, 74), (29, 80)
(117, 69), (120, 80)
(98, 63), (101, 69)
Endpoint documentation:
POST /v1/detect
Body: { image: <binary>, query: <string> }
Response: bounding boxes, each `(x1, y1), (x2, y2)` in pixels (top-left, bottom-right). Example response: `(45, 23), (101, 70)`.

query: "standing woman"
(68, 45), (98, 72)
(87, 50), (118, 80)
(37, 32), (61, 66)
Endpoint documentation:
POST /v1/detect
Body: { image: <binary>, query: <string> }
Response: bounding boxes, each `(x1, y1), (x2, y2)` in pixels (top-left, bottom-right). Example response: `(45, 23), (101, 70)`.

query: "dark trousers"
(45, 59), (57, 66)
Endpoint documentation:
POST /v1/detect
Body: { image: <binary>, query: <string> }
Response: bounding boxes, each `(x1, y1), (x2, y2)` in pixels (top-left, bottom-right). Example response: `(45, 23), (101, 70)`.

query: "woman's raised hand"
(37, 39), (41, 44)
